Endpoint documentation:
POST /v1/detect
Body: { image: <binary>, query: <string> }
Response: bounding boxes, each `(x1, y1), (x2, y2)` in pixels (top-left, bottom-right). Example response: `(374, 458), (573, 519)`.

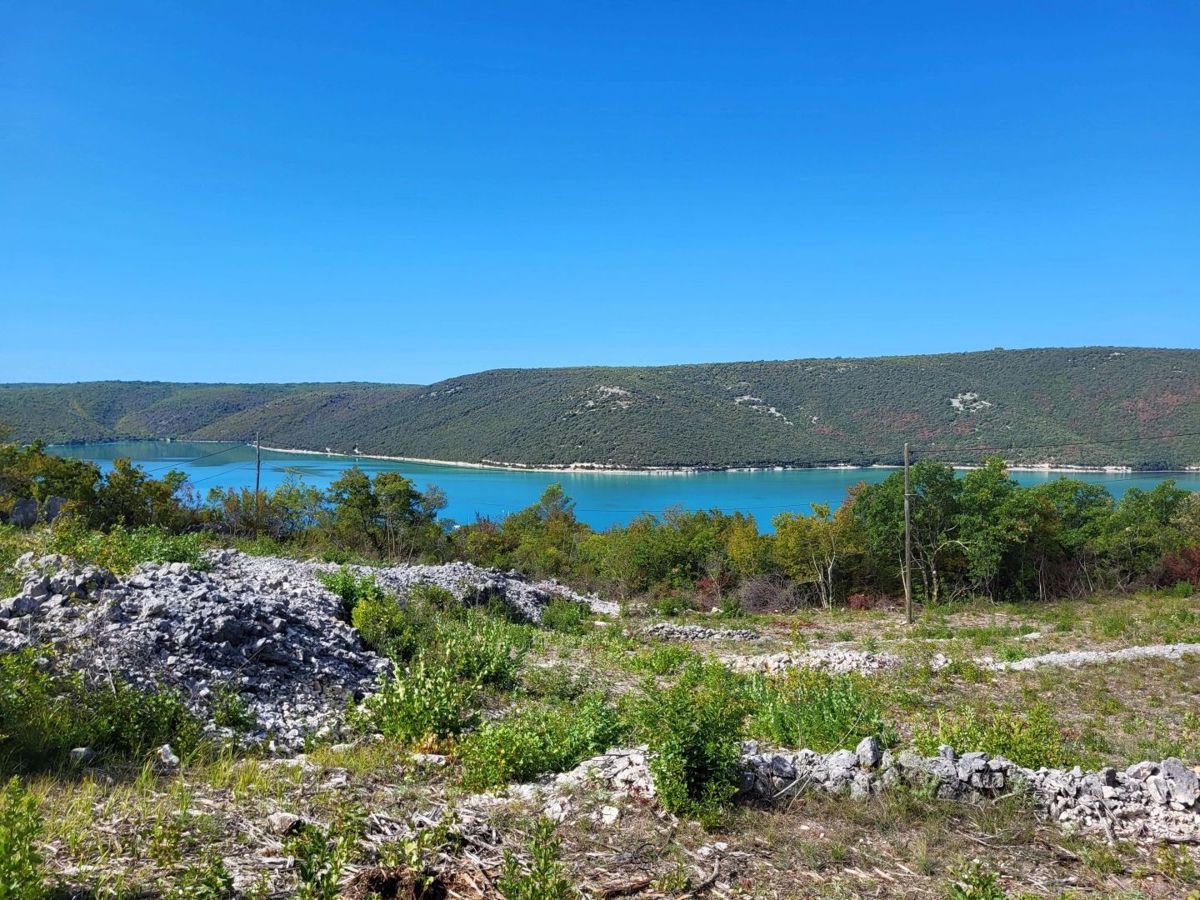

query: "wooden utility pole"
(254, 432), (262, 536)
(903, 441), (913, 624)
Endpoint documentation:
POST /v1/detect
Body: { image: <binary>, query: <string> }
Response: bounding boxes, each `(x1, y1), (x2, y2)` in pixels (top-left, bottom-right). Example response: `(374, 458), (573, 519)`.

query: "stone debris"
(0, 549), (606, 750)
(360, 558), (618, 621)
(474, 741), (1200, 844)
(985, 643), (1200, 672)
(742, 741), (1200, 844)
(644, 622), (761, 642)
(724, 646), (899, 676)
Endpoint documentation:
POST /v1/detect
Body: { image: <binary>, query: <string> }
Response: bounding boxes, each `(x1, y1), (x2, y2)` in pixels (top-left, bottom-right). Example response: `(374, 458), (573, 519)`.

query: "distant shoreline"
(47, 438), (1197, 476)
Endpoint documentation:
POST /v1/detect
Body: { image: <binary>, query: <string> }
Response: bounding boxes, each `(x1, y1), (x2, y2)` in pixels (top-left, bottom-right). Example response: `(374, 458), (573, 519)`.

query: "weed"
(630, 660), (749, 827)
(0, 650), (202, 773)
(496, 817), (574, 900)
(319, 566), (383, 618)
(518, 664), (592, 702)
(746, 669), (896, 752)
(353, 658), (477, 744)
(540, 597), (592, 634)
(458, 693), (627, 790)
(914, 702), (1072, 769)
(947, 859), (1007, 900)
(623, 643), (698, 676)
(210, 682), (256, 734)
(0, 776), (45, 899)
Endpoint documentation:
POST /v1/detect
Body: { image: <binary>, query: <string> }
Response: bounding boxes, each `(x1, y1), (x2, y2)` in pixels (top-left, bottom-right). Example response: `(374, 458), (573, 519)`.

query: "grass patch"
(913, 702), (1073, 769)
(458, 693), (627, 791)
(746, 669), (896, 752)
(0, 650), (203, 774)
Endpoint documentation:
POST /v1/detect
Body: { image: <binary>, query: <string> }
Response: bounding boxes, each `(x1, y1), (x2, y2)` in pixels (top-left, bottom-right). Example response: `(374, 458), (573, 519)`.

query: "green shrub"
(353, 659), (477, 744)
(495, 817), (574, 900)
(318, 567), (386, 617)
(458, 693), (627, 791)
(746, 669), (895, 752)
(947, 859), (1008, 900)
(0, 650), (202, 773)
(209, 683), (256, 734)
(349, 586), (418, 658)
(285, 821), (356, 900)
(433, 614), (527, 689)
(629, 661), (749, 826)
(518, 664), (593, 702)
(650, 592), (695, 618)
(44, 519), (207, 574)
(0, 776), (45, 899)
(540, 597), (592, 634)
(914, 702), (1072, 769)
(623, 643), (699, 676)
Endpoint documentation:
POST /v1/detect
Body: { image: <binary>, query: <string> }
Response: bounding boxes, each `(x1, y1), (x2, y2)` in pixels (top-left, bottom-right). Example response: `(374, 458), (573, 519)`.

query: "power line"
(143, 442), (247, 474)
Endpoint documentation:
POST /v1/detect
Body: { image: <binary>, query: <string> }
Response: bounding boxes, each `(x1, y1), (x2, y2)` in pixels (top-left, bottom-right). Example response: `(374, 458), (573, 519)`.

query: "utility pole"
(254, 432), (262, 536)
(903, 441), (913, 625)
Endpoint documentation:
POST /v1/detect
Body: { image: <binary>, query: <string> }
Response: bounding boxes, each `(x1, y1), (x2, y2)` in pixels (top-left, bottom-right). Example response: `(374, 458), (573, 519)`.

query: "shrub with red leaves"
(1162, 545), (1200, 586)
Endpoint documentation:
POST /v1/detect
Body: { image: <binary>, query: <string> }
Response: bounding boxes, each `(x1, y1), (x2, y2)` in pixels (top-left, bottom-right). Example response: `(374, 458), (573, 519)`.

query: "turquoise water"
(51, 441), (1200, 532)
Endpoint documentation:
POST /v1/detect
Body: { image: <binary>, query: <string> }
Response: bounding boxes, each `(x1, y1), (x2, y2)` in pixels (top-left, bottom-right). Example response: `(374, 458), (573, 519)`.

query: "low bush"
(623, 643), (699, 676)
(209, 683), (256, 734)
(0, 776), (45, 899)
(913, 702), (1072, 769)
(458, 693), (627, 791)
(746, 669), (895, 752)
(318, 567), (386, 618)
(0, 650), (203, 773)
(433, 614), (527, 689)
(539, 596), (592, 634)
(44, 519), (208, 574)
(495, 817), (574, 900)
(352, 658), (478, 745)
(629, 660), (749, 826)
(518, 664), (593, 702)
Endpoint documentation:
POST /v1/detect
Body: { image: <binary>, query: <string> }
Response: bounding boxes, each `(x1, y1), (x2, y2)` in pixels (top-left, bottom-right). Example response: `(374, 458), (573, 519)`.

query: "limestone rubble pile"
(644, 622), (761, 642)
(724, 646), (900, 676)
(0, 549), (612, 749)
(742, 739), (1200, 843)
(515, 741), (1200, 843)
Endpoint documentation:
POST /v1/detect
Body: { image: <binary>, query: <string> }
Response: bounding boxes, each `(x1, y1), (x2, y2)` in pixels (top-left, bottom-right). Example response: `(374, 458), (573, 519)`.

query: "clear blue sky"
(3, 2), (1198, 384)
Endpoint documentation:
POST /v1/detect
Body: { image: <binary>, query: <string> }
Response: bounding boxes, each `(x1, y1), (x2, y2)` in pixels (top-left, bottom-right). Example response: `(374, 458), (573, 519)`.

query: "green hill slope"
(2, 348), (1198, 468)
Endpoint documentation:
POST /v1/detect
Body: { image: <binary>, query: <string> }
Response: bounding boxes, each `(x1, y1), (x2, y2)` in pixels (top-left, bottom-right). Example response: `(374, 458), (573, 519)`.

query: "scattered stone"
(725, 646), (898, 676)
(411, 753), (448, 767)
(599, 805), (621, 826)
(156, 744), (180, 769)
(644, 622), (760, 642)
(69, 747), (96, 766)
(986, 643), (1200, 672)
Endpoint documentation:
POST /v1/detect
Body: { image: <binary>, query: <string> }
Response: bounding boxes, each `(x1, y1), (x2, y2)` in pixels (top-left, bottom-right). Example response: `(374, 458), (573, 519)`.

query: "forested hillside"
(2, 348), (1198, 469)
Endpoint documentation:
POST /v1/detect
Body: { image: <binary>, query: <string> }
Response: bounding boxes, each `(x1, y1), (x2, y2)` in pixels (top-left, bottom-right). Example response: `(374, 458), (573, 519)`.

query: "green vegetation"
(458, 693), (627, 791)
(746, 669), (895, 752)
(629, 661), (749, 827)
(3, 348), (1199, 468)
(0, 776), (45, 899)
(0, 651), (202, 774)
(496, 817), (574, 900)
(913, 703), (1072, 769)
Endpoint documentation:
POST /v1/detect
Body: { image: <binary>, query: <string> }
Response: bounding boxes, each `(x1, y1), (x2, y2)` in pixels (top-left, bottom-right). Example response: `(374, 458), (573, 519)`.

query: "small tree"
(772, 503), (858, 608)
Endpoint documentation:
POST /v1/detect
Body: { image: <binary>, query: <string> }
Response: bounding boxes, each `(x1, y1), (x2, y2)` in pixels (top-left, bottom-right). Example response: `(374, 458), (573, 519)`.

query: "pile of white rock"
(0, 549), (612, 750)
(724, 646), (900, 676)
(742, 739), (1200, 843)
(644, 622), (761, 642)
